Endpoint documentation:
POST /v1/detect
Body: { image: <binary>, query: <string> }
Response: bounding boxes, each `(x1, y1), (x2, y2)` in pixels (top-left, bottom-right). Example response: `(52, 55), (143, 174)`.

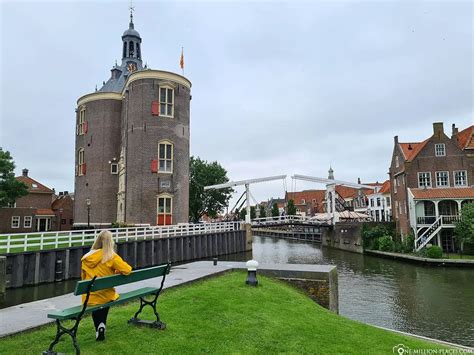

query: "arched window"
(129, 41), (135, 57)
(157, 193), (173, 225)
(136, 43), (141, 59)
(123, 41), (127, 58)
(158, 140), (173, 173)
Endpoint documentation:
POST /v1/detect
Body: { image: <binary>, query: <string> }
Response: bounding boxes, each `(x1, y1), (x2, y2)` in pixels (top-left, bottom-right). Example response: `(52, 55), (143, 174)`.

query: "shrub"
(362, 223), (395, 250)
(403, 234), (415, 253)
(378, 235), (394, 252)
(426, 245), (443, 259)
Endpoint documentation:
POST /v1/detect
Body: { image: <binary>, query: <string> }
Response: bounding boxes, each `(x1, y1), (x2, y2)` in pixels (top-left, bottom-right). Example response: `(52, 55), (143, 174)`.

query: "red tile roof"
(36, 208), (56, 216)
(411, 187), (474, 199)
(335, 185), (374, 199)
(399, 139), (429, 162)
(455, 125), (474, 150)
(286, 190), (326, 212)
(16, 176), (53, 194)
(379, 180), (391, 194)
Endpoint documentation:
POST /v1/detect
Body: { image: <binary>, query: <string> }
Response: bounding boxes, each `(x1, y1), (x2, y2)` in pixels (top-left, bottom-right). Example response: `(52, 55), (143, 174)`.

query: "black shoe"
(96, 323), (106, 341)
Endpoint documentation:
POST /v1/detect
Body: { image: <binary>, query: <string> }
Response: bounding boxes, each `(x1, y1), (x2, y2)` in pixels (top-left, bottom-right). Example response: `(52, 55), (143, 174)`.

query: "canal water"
(1, 235), (473, 347)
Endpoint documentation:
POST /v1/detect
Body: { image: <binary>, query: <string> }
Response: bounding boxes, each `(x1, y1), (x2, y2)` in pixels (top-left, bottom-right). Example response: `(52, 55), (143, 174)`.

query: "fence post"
(23, 233), (28, 252)
(6, 235), (11, 254)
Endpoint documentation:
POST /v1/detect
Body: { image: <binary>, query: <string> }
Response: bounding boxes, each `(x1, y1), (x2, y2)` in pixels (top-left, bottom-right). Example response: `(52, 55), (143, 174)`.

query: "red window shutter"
(82, 163), (87, 175)
(151, 101), (159, 116)
(157, 214), (165, 225)
(151, 159), (158, 173)
(165, 215), (172, 225)
(83, 121), (88, 134)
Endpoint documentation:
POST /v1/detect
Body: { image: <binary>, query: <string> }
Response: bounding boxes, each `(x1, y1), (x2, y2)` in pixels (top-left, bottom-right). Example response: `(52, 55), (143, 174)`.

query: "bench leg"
(43, 319), (81, 355)
(128, 295), (166, 330)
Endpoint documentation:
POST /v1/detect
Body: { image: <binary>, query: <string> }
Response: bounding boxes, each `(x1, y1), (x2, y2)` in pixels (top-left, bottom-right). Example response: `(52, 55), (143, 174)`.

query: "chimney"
(394, 135), (399, 144)
(22, 168), (28, 177)
(452, 124), (458, 138)
(357, 177), (361, 184)
(433, 122), (444, 138)
(64, 191), (68, 195)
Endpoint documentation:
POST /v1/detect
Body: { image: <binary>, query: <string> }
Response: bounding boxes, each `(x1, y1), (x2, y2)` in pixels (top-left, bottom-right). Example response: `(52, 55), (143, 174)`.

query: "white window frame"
(453, 170), (467, 187)
(78, 106), (86, 135)
(395, 156), (399, 168)
(110, 163), (119, 175)
(435, 171), (449, 187)
(159, 86), (174, 118)
(11, 216), (20, 228)
(158, 141), (173, 173)
(418, 172), (432, 188)
(435, 143), (446, 157)
(393, 179), (397, 193)
(78, 148), (85, 176)
(24, 216), (32, 228)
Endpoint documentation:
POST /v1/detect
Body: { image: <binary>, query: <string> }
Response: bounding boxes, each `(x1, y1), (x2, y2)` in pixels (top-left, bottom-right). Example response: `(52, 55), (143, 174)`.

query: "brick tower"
(74, 11), (191, 228)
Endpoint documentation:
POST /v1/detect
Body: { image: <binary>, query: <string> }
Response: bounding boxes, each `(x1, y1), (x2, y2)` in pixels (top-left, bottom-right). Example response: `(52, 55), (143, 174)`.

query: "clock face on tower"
(127, 62), (137, 73)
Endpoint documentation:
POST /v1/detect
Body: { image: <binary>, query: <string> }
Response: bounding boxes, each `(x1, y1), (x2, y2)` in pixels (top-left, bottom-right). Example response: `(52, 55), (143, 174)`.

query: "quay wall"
(322, 222), (363, 254)
(2, 230), (246, 289)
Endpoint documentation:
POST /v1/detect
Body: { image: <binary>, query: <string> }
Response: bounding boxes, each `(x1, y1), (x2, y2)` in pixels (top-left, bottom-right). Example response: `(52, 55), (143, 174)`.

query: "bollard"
(213, 258), (218, 266)
(55, 260), (63, 282)
(0, 256), (6, 296)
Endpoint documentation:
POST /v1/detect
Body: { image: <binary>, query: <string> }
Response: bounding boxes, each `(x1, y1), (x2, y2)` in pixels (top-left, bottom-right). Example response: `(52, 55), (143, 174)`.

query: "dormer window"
(435, 143), (446, 157)
(32, 183), (38, 188)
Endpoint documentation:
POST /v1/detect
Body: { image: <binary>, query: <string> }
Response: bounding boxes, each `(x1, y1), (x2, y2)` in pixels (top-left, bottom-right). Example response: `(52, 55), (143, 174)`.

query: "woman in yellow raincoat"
(81, 230), (132, 341)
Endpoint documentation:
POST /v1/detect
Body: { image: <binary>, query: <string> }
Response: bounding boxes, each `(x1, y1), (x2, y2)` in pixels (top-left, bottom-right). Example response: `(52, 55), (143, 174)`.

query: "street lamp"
(245, 260), (259, 287)
(86, 198), (91, 229)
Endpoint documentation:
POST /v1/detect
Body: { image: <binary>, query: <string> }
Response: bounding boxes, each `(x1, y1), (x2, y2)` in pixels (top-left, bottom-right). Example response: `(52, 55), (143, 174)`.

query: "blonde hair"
(91, 230), (116, 263)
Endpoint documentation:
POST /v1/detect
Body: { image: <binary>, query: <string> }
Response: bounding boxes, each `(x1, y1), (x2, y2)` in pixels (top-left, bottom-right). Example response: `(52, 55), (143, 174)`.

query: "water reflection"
(223, 236), (474, 347)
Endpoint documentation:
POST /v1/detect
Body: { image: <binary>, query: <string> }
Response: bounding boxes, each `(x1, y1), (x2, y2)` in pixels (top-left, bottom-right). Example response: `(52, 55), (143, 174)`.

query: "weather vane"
(129, 0), (135, 21)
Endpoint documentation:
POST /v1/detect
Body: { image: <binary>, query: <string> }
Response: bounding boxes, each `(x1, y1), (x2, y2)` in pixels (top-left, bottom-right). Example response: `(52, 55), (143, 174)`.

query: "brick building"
(74, 12), (191, 228)
(389, 122), (474, 251)
(285, 190), (326, 217)
(0, 169), (56, 233)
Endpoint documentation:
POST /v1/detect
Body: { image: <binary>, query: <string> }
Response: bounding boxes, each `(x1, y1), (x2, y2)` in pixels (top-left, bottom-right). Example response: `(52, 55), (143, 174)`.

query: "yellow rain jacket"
(81, 249), (132, 305)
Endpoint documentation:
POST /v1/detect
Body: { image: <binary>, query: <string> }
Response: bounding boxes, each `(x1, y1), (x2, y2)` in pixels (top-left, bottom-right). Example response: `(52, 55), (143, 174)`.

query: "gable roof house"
(389, 122), (474, 252)
(0, 169), (57, 233)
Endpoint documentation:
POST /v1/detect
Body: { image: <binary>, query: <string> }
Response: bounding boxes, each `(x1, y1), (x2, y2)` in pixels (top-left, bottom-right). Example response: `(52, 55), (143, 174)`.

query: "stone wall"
(322, 222), (363, 254)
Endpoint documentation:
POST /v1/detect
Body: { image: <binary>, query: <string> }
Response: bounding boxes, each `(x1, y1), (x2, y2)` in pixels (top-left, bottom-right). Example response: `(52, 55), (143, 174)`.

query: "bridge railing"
(251, 215), (323, 226)
(0, 221), (244, 254)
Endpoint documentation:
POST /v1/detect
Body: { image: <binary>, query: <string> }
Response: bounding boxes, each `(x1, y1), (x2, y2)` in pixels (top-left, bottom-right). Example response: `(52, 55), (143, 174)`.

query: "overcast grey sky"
(1, 0), (472, 207)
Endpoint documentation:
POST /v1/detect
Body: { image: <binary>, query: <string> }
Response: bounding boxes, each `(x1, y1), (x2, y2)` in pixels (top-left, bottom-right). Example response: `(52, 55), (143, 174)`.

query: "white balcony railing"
(417, 215), (460, 226)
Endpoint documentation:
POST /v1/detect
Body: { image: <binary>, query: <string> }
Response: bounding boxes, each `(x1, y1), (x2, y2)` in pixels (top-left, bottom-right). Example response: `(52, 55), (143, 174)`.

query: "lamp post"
(86, 198), (91, 229)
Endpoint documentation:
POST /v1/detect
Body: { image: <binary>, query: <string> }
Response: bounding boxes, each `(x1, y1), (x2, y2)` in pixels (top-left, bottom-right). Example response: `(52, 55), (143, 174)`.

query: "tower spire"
(129, 0), (135, 28)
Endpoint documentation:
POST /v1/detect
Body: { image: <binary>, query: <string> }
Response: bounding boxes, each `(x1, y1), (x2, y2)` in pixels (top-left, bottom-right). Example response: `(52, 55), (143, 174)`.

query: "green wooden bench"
(43, 262), (171, 355)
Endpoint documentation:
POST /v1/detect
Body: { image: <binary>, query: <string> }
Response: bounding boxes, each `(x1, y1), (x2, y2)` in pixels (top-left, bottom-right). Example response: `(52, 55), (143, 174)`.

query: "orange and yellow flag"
(180, 48), (184, 70)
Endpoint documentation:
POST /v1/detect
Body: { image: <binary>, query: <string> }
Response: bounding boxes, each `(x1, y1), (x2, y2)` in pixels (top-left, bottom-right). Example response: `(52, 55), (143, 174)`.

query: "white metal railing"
(251, 215), (324, 226)
(0, 221), (244, 254)
(415, 216), (442, 251)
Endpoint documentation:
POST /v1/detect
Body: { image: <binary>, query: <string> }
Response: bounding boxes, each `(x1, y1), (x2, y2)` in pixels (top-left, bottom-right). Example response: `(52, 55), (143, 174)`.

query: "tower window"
(159, 87), (174, 117)
(136, 43), (141, 59)
(78, 107), (86, 135)
(110, 163), (119, 174)
(123, 41), (127, 58)
(157, 194), (173, 225)
(158, 141), (173, 173)
(78, 148), (86, 176)
(129, 41), (135, 57)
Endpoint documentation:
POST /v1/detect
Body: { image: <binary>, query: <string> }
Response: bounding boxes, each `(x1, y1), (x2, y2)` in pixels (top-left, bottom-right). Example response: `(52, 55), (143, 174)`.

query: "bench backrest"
(74, 263), (170, 296)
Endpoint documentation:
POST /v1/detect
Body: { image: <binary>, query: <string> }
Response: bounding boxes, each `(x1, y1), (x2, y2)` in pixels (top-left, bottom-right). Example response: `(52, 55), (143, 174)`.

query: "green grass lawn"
(0, 272), (454, 354)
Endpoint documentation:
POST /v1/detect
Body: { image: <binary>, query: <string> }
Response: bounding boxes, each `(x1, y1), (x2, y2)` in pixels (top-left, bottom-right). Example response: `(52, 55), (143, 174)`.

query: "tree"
(250, 206), (256, 220)
(271, 203), (279, 217)
(239, 208), (247, 221)
(454, 203), (474, 250)
(189, 156), (233, 223)
(0, 148), (28, 207)
(287, 199), (297, 215)
(259, 204), (266, 218)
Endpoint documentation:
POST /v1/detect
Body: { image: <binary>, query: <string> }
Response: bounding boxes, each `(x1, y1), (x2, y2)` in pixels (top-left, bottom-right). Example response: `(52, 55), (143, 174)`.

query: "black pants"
(92, 307), (109, 329)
